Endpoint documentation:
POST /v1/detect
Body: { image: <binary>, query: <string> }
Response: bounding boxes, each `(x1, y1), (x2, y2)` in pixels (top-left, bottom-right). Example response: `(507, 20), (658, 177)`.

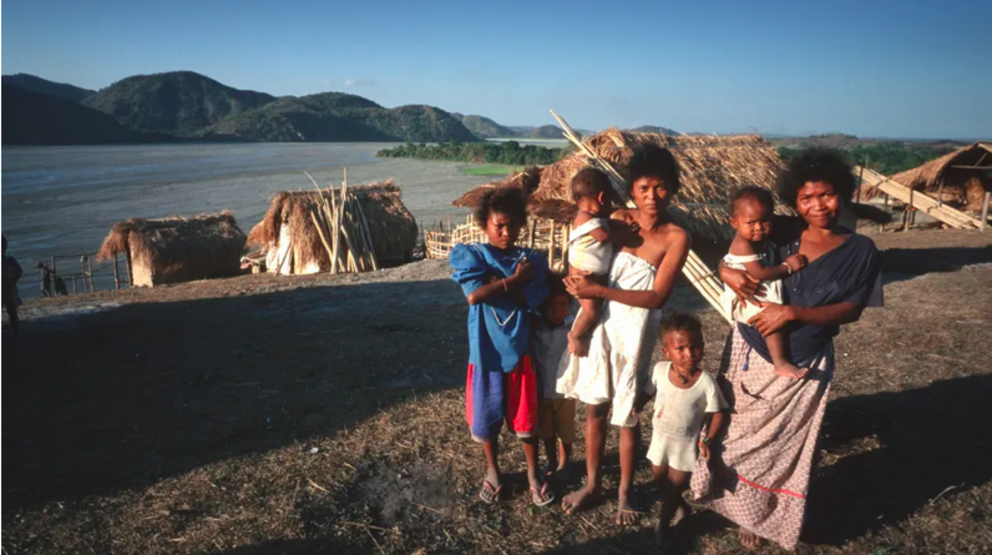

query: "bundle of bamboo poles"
(305, 170), (379, 274)
(550, 110), (733, 323)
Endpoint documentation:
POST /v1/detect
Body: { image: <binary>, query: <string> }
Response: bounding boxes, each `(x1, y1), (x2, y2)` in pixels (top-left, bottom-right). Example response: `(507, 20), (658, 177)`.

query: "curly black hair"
(776, 148), (856, 208)
(728, 185), (775, 216)
(628, 144), (681, 196)
(473, 186), (528, 229)
(660, 311), (703, 341)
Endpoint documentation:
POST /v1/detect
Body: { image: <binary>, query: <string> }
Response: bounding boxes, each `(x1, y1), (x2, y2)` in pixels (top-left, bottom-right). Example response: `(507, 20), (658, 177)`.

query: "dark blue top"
(739, 230), (883, 366)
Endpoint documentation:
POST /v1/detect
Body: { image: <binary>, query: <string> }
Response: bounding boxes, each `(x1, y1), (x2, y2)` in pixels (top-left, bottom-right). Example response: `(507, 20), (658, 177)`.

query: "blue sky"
(4, 0), (990, 139)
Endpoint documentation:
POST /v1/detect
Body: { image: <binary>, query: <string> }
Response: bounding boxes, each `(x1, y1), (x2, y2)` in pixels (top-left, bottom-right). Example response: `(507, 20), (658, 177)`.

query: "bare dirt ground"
(3, 229), (991, 554)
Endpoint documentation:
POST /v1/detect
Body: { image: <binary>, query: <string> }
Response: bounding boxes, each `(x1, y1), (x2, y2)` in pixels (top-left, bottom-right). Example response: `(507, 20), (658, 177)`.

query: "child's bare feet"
(738, 528), (762, 550)
(774, 362), (809, 379)
(567, 333), (589, 357)
(615, 489), (640, 525)
(561, 484), (599, 514)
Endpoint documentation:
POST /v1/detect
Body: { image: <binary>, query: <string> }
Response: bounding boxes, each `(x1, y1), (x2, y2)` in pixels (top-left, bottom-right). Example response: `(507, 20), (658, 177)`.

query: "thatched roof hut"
(453, 128), (787, 242)
(246, 180), (418, 275)
(863, 143), (992, 212)
(96, 211), (247, 287)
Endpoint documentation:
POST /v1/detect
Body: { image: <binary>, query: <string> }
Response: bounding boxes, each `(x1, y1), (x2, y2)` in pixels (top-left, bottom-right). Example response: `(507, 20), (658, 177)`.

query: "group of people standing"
(451, 144), (882, 550)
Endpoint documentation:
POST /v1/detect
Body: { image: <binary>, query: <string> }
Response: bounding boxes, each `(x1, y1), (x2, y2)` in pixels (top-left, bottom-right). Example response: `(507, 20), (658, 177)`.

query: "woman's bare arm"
(747, 301), (864, 336)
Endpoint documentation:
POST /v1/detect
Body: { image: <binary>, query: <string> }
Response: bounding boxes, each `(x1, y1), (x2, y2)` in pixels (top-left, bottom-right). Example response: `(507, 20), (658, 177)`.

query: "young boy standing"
(531, 276), (577, 481)
(451, 187), (555, 507)
(644, 313), (727, 547)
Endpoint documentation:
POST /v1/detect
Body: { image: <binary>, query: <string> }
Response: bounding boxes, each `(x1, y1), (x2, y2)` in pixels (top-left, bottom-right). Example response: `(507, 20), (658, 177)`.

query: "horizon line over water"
(2, 142), (479, 299)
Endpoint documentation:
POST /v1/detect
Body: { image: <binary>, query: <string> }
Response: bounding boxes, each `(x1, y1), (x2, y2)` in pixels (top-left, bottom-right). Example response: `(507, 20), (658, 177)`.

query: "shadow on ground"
(880, 246), (992, 284)
(1, 278), (468, 512)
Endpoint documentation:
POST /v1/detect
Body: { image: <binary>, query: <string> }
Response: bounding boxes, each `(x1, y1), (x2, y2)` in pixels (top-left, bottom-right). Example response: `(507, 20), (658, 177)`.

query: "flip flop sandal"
(479, 480), (502, 504)
(530, 482), (556, 507)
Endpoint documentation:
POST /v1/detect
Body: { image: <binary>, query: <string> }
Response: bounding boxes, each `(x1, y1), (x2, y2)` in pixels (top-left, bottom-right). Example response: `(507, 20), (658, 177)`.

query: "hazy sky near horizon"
(3, 0), (990, 139)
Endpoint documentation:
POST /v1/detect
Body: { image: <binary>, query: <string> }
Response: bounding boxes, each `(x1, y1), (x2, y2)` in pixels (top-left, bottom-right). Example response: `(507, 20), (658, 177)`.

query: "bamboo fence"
(550, 110), (733, 322)
(424, 216), (573, 271)
(856, 166), (982, 230)
(305, 171), (379, 274)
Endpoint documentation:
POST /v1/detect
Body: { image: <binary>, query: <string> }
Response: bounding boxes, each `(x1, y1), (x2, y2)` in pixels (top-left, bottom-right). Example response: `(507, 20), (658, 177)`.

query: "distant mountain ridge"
(81, 71), (277, 136)
(2, 73), (96, 103)
(2, 85), (169, 145)
(4, 71), (479, 145)
(452, 113), (519, 139)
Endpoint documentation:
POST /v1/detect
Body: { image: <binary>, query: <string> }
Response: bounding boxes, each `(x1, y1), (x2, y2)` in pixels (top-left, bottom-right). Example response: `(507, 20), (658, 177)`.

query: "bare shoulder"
(728, 234), (755, 255)
(651, 222), (690, 248)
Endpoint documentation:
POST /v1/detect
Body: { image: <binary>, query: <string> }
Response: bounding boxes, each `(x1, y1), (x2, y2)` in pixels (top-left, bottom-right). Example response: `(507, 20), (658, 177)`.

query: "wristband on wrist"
(782, 262), (794, 275)
(700, 437), (710, 445)
(502, 278), (508, 292)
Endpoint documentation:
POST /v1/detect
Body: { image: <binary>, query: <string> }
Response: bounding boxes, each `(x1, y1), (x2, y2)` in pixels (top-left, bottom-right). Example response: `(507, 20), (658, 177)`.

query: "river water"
(2, 143), (483, 298)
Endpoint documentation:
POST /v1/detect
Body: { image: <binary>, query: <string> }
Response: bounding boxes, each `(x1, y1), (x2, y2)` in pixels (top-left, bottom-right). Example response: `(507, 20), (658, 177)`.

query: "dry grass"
(3, 230), (991, 554)
(95, 211), (247, 284)
(247, 180), (418, 268)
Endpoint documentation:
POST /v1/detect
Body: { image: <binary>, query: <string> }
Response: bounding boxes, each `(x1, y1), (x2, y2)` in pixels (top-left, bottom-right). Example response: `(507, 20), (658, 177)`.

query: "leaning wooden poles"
(550, 110), (733, 323)
(305, 170), (380, 274)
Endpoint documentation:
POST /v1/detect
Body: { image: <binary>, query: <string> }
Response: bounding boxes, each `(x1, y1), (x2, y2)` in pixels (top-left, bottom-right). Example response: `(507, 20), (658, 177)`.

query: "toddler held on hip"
(566, 167), (637, 357)
(721, 186), (808, 379)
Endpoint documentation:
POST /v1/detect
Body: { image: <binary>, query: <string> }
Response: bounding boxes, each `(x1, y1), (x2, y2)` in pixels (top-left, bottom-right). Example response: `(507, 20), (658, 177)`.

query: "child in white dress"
(721, 186), (809, 379)
(643, 313), (727, 547)
(566, 168), (635, 357)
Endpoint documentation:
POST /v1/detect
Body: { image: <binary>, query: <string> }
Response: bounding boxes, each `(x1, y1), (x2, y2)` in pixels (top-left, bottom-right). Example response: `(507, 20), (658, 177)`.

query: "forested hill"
(5, 71), (479, 144)
(206, 93), (478, 143)
(1, 85), (167, 145)
(81, 71), (277, 136)
(2, 73), (96, 103)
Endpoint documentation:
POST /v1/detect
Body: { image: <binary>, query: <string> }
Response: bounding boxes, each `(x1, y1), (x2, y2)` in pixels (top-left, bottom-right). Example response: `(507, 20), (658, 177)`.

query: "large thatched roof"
(453, 128), (787, 242)
(247, 180), (418, 267)
(96, 211), (247, 284)
(860, 143), (992, 211)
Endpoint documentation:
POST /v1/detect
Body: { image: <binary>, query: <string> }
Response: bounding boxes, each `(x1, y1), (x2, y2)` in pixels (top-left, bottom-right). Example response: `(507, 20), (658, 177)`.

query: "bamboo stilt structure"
(857, 166), (981, 229)
(550, 109), (732, 322)
(982, 192), (990, 231)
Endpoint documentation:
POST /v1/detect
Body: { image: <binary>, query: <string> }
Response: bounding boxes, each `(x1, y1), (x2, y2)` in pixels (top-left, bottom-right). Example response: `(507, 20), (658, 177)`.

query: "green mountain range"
(81, 71), (276, 136)
(2, 85), (165, 145)
(4, 71), (478, 145)
(2, 71), (681, 146)
(2, 73), (96, 103)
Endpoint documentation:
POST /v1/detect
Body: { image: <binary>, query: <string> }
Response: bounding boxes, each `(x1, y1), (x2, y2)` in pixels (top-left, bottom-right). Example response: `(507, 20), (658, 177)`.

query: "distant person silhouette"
(3, 235), (24, 338)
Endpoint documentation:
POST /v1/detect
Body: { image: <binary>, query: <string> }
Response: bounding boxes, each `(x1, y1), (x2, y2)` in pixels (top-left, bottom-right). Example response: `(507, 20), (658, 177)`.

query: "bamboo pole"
(353, 197), (379, 270)
(549, 220), (557, 269)
(310, 210), (336, 267)
(113, 255), (121, 290)
(982, 192), (990, 231)
(88, 256), (96, 292)
(72, 275), (78, 294)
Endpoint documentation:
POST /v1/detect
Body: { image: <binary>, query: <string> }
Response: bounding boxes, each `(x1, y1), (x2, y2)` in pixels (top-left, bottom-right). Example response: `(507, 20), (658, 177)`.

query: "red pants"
(465, 355), (538, 442)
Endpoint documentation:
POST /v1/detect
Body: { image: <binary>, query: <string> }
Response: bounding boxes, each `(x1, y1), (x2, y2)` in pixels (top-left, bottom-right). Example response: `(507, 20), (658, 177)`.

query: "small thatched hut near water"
(453, 128), (788, 243)
(247, 180), (418, 275)
(96, 211), (247, 287)
(865, 143), (992, 212)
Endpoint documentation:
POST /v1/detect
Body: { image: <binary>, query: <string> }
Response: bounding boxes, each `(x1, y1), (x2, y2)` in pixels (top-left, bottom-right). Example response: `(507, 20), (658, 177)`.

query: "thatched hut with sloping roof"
(247, 180), (418, 275)
(453, 128), (788, 243)
(865, 143), (992, 212)
(96, 211), (247, 287)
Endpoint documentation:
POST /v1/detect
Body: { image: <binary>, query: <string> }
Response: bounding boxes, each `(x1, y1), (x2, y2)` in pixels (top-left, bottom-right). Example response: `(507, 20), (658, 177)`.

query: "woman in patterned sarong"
(692, 149), (883, 550)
